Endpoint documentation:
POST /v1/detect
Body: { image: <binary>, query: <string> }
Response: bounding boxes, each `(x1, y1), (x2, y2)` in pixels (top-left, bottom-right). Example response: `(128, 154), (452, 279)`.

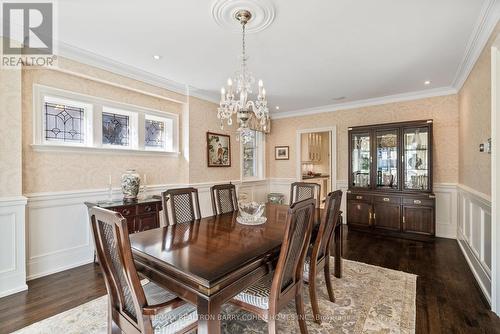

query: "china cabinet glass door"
(375, 129), (399, 189)
(403, 126), (430, 191)
(351, 132), (371, 188)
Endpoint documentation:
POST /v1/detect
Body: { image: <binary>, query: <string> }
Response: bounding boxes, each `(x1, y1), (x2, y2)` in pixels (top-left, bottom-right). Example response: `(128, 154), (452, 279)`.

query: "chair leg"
(107, 300), (120, 334)
(295, 289), (309, 334)
(324, 257), (335, 303)
(308, 270), (322, 324)
(268, 317), (276, 334)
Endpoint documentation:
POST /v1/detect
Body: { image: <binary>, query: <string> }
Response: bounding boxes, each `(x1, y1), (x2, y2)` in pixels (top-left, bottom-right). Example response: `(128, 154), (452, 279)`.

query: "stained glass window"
(145, 119), (165, 148)
(44, 102), (85, 143)
(102, 112), (129, 146)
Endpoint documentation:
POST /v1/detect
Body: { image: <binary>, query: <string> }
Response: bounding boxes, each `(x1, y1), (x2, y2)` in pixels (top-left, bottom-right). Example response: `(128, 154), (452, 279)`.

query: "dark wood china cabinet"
(347, 120), (435, 239)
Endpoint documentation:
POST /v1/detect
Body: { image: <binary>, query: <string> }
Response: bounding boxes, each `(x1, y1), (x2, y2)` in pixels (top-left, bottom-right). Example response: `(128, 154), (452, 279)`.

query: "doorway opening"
(296, 127), (337, 207)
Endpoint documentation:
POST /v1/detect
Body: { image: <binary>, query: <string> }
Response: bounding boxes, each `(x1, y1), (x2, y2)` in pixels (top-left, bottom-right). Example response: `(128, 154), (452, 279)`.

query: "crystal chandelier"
(217, 9), (270, 144)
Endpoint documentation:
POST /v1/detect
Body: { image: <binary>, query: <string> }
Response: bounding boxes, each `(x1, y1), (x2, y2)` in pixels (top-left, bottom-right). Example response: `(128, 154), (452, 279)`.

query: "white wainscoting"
(24, 180), (267, 281)
(434, 183), (458, 239)
(267, 178), (456, 237)
(22, 178), (460, 283)
(457, 184), (492, 304)
(0, 196), (28, 298)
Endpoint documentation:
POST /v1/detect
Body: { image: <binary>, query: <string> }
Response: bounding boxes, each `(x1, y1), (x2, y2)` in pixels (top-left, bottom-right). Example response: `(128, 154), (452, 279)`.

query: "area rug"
(13, 259), (416, 334)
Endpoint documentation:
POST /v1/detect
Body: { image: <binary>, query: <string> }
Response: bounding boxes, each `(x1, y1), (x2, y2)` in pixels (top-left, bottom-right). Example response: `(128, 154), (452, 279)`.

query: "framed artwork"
(275, 146), (289, 160)
(207, 132), (231, 167)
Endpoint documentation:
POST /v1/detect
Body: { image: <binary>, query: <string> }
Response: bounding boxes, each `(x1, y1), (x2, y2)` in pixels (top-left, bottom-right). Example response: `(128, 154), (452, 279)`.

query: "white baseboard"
(0, 283), (28, 299)
(0, 196), (27, 298)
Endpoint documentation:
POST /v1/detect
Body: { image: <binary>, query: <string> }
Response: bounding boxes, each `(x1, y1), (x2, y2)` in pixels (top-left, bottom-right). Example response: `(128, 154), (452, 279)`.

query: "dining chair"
(304, 190), (343, 324)
(88, 206), (197, 334)
(230, 198), (316, 334)
(289, 182), (321, 208)
(161, 187), (201, 225)
(210, 183), (238, 215)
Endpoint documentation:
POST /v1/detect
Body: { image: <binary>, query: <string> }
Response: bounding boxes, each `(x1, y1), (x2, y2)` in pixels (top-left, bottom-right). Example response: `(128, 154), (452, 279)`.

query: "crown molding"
(271, 86), (457, 119)
(57, 41), (189, 96)
(186, 86), (220, 104)
(452, 0), (500, 91)
(57, 41), (224, 104)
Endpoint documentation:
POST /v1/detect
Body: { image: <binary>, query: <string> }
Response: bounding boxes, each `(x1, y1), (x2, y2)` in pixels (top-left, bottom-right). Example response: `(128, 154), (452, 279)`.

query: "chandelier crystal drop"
(217, 9), (270, 144)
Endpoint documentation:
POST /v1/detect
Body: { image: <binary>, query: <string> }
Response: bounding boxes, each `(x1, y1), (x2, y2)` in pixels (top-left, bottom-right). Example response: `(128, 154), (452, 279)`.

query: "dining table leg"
(197, 297), (222, 334)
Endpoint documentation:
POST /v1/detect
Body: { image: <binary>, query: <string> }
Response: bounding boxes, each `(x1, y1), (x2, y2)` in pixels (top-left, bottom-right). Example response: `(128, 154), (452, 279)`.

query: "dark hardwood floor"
(0, 227), (499, 333)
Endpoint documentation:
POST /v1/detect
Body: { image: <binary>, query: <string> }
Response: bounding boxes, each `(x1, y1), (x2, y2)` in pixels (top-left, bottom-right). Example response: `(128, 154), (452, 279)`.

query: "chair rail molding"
(0, 196), (28, 298)
(457, 183), (492, 305)
(24, 179), (267, 280)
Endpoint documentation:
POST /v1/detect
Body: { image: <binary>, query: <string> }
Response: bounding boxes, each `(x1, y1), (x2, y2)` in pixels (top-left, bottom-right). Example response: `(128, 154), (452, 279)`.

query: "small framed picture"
(275, 146), (289, 160)
(207, 132), (231, 167)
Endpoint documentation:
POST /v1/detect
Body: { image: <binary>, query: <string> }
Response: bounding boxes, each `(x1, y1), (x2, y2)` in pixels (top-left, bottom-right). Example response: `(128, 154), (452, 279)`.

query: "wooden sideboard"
(85, 197), (162, 234)
(348, 120), (435, 240)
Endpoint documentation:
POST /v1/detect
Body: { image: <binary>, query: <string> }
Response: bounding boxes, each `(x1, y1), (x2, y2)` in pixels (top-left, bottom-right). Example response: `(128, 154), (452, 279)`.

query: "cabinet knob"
(145, 206), (152, 212)
(122, 209), (130, 215)
(383, 197), (390, 202)
(413, 200), (422, 204)
(356, 195), (363, 200)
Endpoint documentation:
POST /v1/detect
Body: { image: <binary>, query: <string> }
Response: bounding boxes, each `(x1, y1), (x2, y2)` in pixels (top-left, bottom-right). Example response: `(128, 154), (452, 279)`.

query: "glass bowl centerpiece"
(237, 201), (267, 225)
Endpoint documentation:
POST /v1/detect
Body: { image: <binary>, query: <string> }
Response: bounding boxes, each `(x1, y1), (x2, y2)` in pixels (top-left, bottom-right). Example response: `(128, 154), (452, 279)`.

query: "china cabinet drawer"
(347, 193), (372, 202)
(403, 197), (434, 207)
(373, 195), (401, 204)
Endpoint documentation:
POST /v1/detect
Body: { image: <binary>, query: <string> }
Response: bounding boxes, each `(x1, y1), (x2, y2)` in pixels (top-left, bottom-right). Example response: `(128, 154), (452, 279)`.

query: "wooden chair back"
(210, 183), (238, 215)
(311, 190), (343, 264)
(290, 182), (321, 207)
(161, 187), (201, 225)
(270, 198), (316, 309)
(88, 206), (150, 332)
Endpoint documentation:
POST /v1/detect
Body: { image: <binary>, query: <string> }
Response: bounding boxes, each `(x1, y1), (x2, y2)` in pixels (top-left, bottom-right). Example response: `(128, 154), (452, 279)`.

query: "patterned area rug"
(13, 259), (416, 334)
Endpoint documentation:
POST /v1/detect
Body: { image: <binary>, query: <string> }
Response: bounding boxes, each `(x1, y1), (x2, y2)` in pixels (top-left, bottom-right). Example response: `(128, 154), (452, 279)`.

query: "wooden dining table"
(129, 203), (343, 334)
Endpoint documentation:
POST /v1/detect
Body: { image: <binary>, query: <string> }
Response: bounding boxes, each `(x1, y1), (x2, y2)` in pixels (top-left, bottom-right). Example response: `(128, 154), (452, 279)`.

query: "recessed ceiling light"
(424, 80), (431, 85)
(275, 106), (280, 110)
(153, 55), (161, 60)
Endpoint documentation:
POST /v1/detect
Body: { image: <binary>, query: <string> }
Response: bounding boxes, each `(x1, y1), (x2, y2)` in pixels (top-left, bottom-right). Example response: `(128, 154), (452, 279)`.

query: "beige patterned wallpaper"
(188, 96), (240, 183)
(0, 64), (23, 197)
(21, 57), (241, 194)
(458, 23), (500, 197)
(267, 95), (459, 185)
(22, 67), (189, 194)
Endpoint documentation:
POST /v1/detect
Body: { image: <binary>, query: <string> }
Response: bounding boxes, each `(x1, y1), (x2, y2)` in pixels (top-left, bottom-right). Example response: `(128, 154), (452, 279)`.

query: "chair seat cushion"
(143, 281), (177, 305)
(153, 304), (197, 334)
(233, 274), (274, 310)
(143, 281), (197, 333)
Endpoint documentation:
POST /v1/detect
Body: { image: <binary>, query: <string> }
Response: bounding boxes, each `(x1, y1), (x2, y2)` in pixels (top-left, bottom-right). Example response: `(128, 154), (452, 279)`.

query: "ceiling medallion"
(217, 9), (270, 144)
(211, 0), (276, 33)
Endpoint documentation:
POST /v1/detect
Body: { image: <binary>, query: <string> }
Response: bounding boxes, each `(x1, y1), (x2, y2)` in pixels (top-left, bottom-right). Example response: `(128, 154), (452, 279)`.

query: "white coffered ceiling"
(55, 0), (498, 115)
